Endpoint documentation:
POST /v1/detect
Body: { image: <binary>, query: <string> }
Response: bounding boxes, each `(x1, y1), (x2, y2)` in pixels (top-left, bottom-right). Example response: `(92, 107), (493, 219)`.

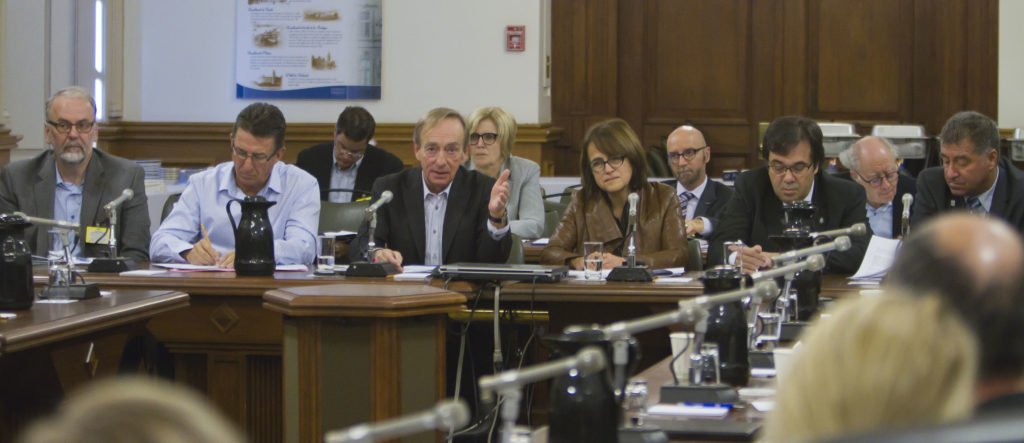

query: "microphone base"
(87, 257), (138, 273)
(606, 265), (655, 282)
(618, 425), (669, 443)
(749, 350), (774, 369)
(779, 321), (809, 342)
(345, 261), (400, 277)
(40, 283), (100, 300)
(659, 383), (738, 404)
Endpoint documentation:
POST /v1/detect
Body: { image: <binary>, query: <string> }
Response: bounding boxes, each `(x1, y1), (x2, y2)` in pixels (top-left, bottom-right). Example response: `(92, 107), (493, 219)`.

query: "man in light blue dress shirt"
(150, 103), (319, 266)
(838, 136), (915, 239)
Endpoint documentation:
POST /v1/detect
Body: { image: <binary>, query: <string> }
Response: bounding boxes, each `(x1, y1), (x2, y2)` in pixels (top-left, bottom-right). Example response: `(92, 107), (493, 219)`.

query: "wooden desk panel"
(0, 289), (188, 441)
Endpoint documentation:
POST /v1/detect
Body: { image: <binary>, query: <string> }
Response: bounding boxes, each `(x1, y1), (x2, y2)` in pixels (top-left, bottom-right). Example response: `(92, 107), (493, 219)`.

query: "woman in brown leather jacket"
(541, 118), (687, 269)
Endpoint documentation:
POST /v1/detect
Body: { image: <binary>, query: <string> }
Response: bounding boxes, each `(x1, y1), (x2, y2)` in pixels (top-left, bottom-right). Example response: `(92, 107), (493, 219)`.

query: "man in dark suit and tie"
(664, 124), (733, 237)
(0, 86), (149, 261)
(295, 106), (403, 202)
(349, 107), (512, 268)
(912, 110), (1024, 229)
(837, 135), (917, 238)
(709, 116), (869, 273)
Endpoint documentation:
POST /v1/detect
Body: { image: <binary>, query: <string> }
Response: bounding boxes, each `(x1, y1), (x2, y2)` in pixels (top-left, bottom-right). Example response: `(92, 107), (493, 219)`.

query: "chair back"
(507, 234), (525, 264)
(161, 193), (182, 222)
(319, 199), (371, 233)
(687, 238), (703, 272)
(543, 200), (568, 238)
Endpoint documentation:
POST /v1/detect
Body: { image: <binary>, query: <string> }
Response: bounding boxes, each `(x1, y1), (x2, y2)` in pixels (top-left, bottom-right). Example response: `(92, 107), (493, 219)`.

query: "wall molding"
(98, 121), (565, 175)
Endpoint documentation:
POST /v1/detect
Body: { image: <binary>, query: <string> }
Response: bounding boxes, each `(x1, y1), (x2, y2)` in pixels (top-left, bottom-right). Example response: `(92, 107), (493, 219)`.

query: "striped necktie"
(678, 192), (696, 220)
(966, 196), (984, 214)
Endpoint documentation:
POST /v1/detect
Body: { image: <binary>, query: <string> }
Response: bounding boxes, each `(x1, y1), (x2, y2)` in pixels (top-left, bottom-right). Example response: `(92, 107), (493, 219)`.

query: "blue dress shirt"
(866, 202), (894, 239)
(53, 164), (83, 257)
(150, 161), (320, 265)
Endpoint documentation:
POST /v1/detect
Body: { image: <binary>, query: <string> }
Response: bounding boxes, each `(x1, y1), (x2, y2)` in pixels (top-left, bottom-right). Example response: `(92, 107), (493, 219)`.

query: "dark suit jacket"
(912, 157), (1024, 230)
(709, 167), (870, 273)
(295, 143), (404, 201)
(663, 178), (734, 234)
(348, 166), (511, 265)
(836, 170), (917, 237)
(0, 149), (150, 261)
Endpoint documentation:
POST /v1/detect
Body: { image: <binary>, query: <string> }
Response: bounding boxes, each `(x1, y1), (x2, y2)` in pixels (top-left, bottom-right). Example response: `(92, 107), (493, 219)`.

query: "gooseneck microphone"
(902, 193), (913, 237)
(103, 188), (134, 212)
(479, 346), (607, 400)
(751, 254), (826, 281)
(808, 222), (867, 239)
(366, 190), (394, 214)
(13, 212), (81, 231)
(324, 399), (471, 443)
(771, 235), (851, 267)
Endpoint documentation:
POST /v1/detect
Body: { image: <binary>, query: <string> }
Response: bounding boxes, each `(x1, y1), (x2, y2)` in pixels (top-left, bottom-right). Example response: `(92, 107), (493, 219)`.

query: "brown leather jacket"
(541, 181), (687, 269)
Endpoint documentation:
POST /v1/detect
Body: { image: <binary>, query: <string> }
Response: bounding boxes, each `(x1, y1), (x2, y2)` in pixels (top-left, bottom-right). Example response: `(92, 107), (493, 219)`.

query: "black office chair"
(319, 199), (371, 234)
(542, 200), (568, 238)
(687, 238), (703, 272)
(646, 144), (673, 178)
(160, 193), (182, 222)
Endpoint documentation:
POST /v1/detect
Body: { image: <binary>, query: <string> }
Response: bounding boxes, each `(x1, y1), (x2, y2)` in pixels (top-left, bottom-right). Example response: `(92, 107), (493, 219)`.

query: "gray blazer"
(0, 149), (150, 261)
(469, 155), (545, 239)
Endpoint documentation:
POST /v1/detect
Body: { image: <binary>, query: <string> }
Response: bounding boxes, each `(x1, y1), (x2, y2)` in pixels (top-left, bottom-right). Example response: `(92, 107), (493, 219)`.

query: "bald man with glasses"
(0, 86), (150, 261)
(664, 124), (734, 237)
(838, 136), (917, 238)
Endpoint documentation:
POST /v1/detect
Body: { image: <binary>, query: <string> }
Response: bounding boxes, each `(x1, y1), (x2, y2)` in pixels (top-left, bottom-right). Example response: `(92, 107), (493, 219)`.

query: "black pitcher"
(546, 326), (637, 443)
(0, 213), (34, 310)
(226, 196), (276, 276)
(701, 267), (750, 386)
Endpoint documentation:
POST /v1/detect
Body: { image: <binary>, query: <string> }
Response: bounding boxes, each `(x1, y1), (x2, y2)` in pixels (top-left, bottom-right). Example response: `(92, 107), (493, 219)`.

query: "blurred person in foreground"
(761, 293), (977, 442)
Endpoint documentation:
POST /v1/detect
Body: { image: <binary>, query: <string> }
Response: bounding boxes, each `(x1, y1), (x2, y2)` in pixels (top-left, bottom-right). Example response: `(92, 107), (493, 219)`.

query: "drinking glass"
(583, 242), (603, 280)
(316, 234), (335, 274)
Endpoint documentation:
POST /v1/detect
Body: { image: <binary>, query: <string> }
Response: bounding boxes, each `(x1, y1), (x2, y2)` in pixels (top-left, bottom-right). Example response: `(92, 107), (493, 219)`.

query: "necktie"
(966, 196), (984, 214)
(678, 192), (696, 220)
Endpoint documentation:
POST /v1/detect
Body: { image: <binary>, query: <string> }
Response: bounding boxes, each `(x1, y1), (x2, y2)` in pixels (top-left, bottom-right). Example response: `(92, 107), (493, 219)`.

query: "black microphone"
(324, 399), (470, 443)
(808, 222), (866, 239)
(103, 189), (134, 212)
(366, 191), (394, 213)
(771, 236), (852, 267)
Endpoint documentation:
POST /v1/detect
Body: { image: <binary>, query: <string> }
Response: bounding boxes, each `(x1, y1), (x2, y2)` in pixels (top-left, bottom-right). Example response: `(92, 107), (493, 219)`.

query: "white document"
(849, 235), (901, 280)
(648, 403), (730, 418)
(654, 277), (694, 284)
(151, 263), (311, 272)
(531, 238), (550, 245)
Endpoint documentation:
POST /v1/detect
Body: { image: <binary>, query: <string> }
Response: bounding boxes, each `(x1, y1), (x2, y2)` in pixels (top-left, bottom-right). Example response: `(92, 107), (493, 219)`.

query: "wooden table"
(264, 283), (465, 443)
(0, 289), (189, 441)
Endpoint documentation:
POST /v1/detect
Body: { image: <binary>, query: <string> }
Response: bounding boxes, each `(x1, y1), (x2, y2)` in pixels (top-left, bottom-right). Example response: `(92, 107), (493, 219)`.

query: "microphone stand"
(87, 205), (138, 272)
(345, 203), (399, 277)
(40, 227), (100, 300)
(606, 202), (654, 282)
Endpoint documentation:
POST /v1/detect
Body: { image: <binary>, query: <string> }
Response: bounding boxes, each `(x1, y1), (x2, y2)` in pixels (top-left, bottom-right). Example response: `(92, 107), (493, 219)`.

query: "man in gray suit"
(0, 86), (149, 261)
(665, 124), (733, 237)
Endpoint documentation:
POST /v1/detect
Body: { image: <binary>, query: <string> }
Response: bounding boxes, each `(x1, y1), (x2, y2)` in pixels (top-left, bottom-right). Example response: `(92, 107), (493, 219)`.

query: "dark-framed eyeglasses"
(590, 155), (626, 173)
(231, 144), (275, 164)
(46, 119), (95, 134)
(769, 161), (812, 176)
(469, 132), (498, 145)
(667, 146), (707, 162)
(854, 169), (898, 188)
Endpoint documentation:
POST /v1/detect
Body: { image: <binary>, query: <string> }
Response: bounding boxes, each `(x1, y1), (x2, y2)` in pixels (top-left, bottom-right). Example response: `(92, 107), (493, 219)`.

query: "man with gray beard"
(0, 86), (150, 261)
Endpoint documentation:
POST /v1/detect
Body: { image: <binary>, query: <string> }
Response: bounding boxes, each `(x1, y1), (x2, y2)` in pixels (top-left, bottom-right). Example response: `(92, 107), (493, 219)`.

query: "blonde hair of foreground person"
(760, 293), (978, 443)
(17, 377), (246, 443)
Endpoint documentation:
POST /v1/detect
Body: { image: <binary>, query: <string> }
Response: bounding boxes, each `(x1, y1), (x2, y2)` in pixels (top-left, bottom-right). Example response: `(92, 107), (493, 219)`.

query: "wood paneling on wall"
(552, 0), (998, 176)
(97, 122), (564, 176)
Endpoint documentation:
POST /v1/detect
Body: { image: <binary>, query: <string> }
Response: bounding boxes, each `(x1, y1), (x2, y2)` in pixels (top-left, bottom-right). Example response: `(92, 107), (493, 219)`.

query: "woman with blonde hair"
(540, 118), (686, 269)
(465, 106), (545, 239)
(761, 293), (978, 442)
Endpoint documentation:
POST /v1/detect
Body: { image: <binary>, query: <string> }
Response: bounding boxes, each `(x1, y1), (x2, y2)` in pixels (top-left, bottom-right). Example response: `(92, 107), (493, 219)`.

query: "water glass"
(316, 234), (335, 274)
(583, 241), (603, 280)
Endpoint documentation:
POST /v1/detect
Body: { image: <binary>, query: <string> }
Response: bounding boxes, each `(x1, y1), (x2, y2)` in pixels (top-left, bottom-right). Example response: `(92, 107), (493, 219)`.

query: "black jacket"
(662, 178), (734, 235)
(912, 157), (1024, 230)
(709, 167), (870, 273)
(348, 166), (511, 265)
(295, 142), (403, 201)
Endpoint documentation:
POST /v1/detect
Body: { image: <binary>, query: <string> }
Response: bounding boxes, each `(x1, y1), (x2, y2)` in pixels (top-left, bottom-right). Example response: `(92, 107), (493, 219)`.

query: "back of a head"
(761, 293), (978, 443)
(887, 213), (1024, 379)
(17, 377), (246, 443)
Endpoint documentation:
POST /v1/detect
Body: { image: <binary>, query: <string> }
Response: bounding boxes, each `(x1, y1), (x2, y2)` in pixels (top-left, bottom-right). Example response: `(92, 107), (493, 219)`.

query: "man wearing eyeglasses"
(709, 116), (869, 273)
(348, 107), (511, 269)
(295, 106), (403, 203)
(664, 124), (734, 237)
(0, 86), (150, 261)
(912, 111), (1024, 229)
(150, 103), (319, 267)
(837, 136), (916, 238)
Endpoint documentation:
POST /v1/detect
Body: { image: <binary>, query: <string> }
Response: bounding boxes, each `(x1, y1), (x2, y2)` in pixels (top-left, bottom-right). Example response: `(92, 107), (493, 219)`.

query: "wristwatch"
(489, 213), (508, 224)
